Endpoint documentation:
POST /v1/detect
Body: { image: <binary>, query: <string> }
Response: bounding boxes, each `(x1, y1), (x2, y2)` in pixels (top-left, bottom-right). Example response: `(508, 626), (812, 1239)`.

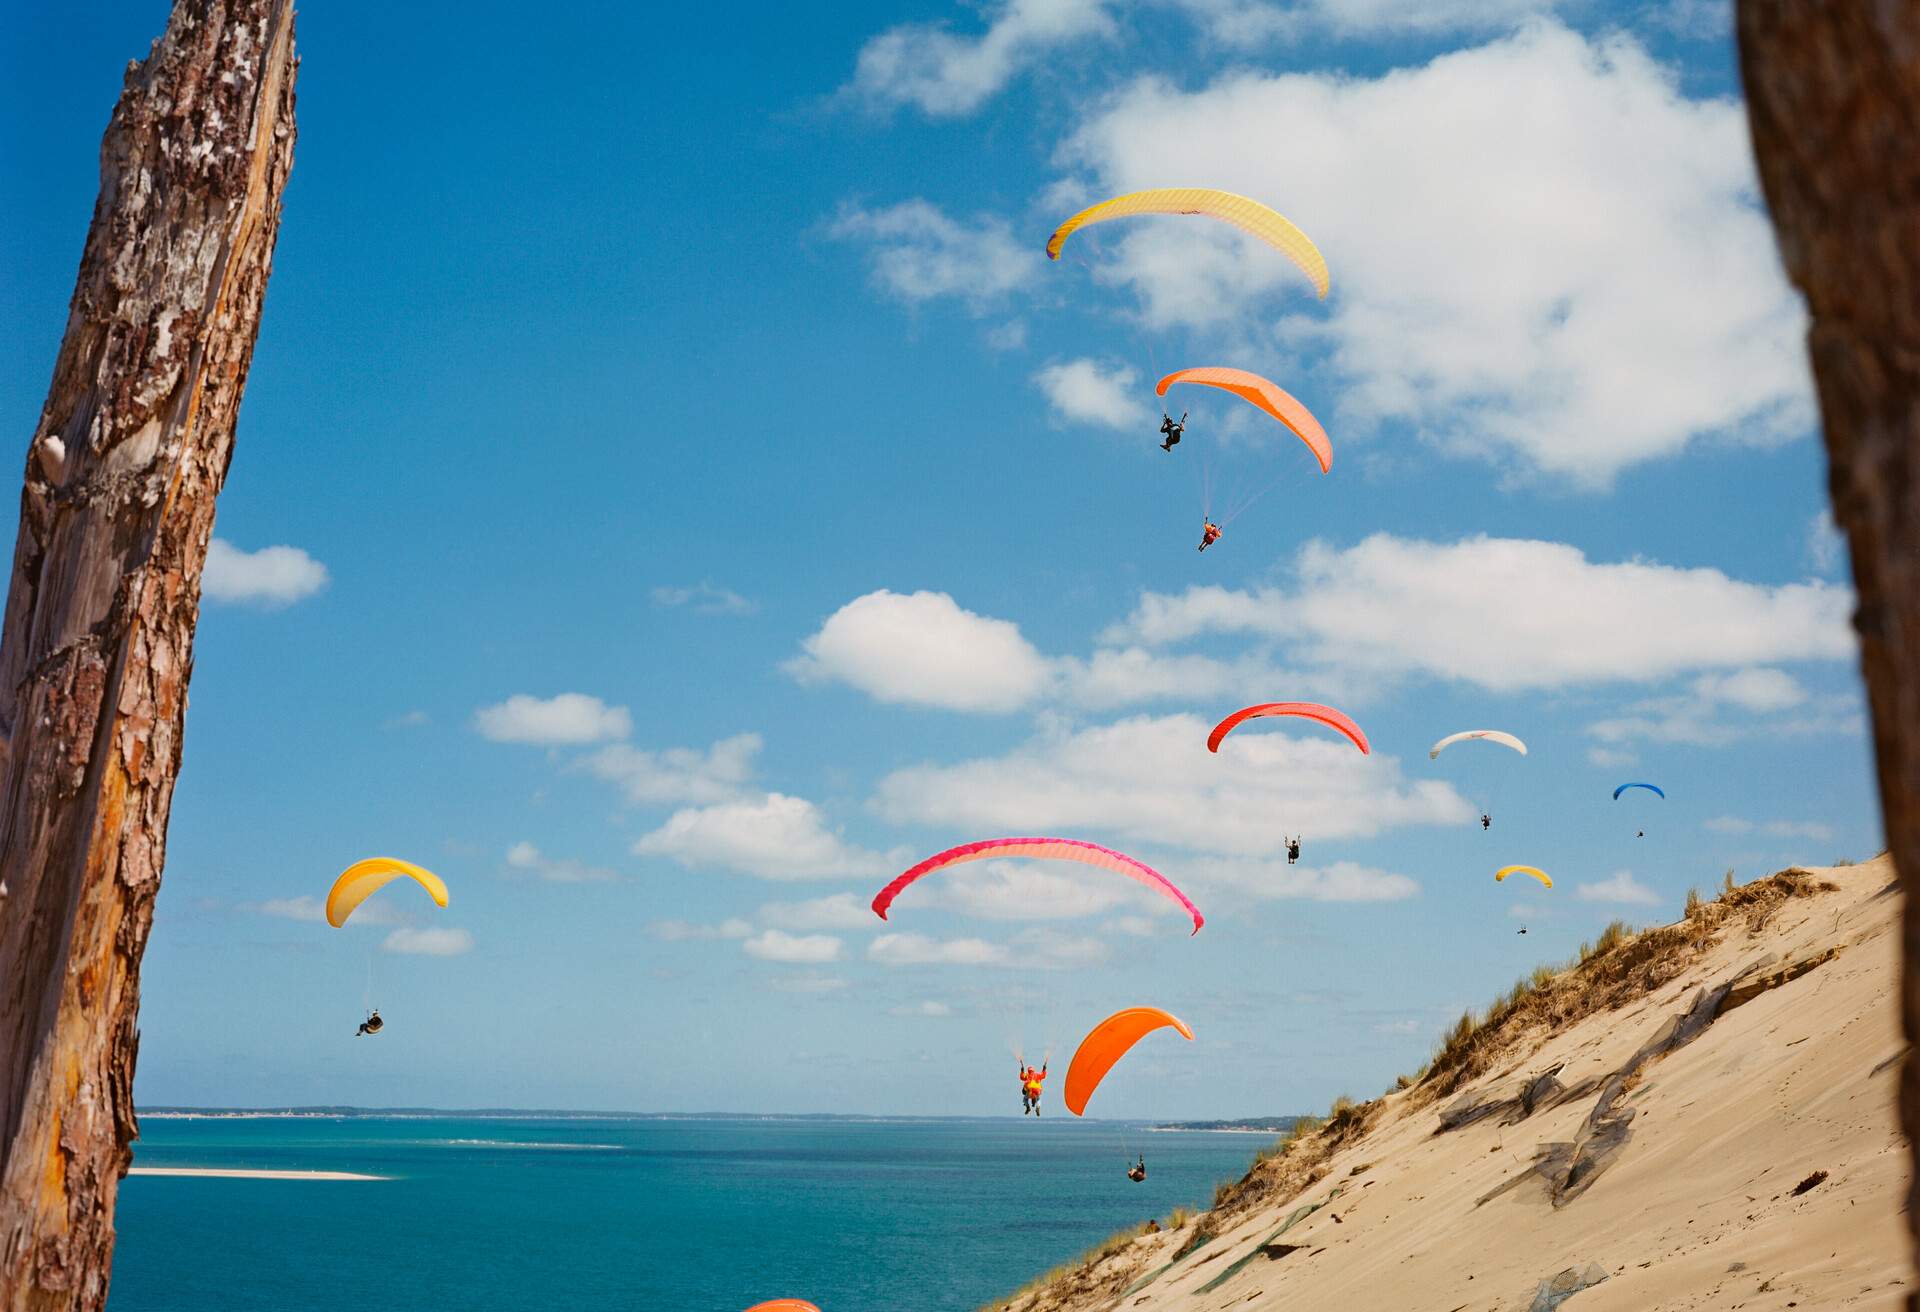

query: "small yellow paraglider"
(327, 857), (448, 1036)
(1494, 865), (1552, 889)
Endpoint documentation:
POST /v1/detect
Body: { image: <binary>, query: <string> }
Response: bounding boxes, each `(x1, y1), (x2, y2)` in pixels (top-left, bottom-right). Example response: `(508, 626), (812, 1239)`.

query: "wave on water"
(431, 1139), (623, 1150)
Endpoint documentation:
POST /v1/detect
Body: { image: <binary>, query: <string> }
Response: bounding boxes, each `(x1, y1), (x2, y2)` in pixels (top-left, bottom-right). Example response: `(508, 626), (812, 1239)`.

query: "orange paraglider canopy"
(1156, 368), (1332, 474)
(1064, 1007), (1195, 1116)
(1207, 702), (1370, 755)
(743, 1302), (821, 1312)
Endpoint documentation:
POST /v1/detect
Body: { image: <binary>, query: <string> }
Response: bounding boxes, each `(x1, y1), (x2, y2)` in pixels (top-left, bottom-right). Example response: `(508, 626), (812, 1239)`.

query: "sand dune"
(1001, 858), (1908, 1311)
(126, 1168), (386, 1181)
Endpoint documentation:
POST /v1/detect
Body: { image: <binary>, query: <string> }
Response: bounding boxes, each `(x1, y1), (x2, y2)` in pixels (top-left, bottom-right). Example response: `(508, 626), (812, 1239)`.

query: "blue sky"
(1, 0), (1878, 1119)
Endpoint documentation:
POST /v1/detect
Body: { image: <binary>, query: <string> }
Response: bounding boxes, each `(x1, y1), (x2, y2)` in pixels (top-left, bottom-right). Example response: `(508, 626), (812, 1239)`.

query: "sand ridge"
(999, 858), (1907, 1312)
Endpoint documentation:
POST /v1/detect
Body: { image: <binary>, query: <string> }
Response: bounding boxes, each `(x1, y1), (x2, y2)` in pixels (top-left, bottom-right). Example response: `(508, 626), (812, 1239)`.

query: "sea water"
(111, 1113), (1273, 1311)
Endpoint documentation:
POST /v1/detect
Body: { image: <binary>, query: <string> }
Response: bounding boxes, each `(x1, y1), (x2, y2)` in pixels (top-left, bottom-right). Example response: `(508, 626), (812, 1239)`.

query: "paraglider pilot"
(1020, 1061), (1047, 1115)
(1128, 1155), (1147, 1183)
(1198, 520), (1222, 552)
(1482, 813), (1492, 831)
(1285, 836), (1301, 865)
(356, 1009), (383, 1037)
(1159, 411), (1186, 452)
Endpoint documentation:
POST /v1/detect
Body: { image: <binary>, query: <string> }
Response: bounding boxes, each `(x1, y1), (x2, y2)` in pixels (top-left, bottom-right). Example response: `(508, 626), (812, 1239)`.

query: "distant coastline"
(1146, 1117), (1304, 1134)
(137, 1106), (1257, 1125)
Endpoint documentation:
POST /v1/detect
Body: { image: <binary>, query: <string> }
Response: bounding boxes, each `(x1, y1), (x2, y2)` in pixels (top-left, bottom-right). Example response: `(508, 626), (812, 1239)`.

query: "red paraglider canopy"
(1207, 702), (1370, 755)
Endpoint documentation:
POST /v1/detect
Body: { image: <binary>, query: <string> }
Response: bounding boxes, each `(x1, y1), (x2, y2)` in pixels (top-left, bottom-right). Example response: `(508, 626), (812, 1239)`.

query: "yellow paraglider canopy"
(1494, 865), (1552, 889)
(1045, 188), (1329, 298)
(326, 857), (448, 928)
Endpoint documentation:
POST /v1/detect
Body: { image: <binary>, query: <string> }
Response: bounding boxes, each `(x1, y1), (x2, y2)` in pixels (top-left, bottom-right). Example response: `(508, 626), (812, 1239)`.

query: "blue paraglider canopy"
(1612, 782), (1665, 800)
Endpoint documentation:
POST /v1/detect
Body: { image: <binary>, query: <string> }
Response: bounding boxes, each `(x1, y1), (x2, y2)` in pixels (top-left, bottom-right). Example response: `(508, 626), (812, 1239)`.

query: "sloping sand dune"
(1002, 859), (1908, 1312)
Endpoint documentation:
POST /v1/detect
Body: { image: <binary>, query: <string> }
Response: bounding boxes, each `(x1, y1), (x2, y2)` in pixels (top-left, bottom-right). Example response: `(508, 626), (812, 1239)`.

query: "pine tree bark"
(1736, 2), (1920, 1297)
(0, 2), (296, 1306)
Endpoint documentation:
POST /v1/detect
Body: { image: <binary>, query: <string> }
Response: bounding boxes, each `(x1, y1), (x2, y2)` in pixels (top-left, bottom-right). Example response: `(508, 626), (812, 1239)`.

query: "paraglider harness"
(356, 1009), (383, 1037)
(1481, 813), (1491, 831)
(1159, 411), (1186, 451)
(1199, 520), (1222, 552)
(1285, 836), (1301, 865)
(1020, 1063), (1047, 1115)
(1128, 1156), (1147, 1182)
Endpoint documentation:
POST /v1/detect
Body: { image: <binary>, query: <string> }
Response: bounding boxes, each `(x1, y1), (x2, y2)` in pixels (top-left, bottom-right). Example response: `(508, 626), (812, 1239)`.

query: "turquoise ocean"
(112, 1113), (1273, 1310)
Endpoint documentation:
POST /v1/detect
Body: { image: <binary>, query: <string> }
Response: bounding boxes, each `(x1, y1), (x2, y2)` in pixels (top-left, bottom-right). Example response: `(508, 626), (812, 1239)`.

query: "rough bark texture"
(0, 3), (295, 1306)
(1735, 1), (1920, 1299)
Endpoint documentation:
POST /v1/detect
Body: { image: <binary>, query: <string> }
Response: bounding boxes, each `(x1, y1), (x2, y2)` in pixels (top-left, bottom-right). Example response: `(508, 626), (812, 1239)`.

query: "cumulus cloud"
(827, 201), (1039, 310)
(788, 590), (1054, 712)
(890, 1000), (954, 1017)
(1806, 509), (1846, 575)
(1202, 858), (1421, 902)
(869, 933), (1010, 966)
(1589, 669), (1858, 747)
(1033, 358), (1144, 429)
(1111, 535), (1854, 691)
(771, 973), (851, 994)
(1055, 22), (1811, 483)
(255, 895), (329, 923)
(633, 793), (892, 880)
(651, 582), (757, 616)
(646, 918), (754, 941)
(1703, 816), (1834, 841)
(846, 0), (1117, 116)
(254, 894), (401, 925)
(382, 927), (475, 956)
(1575, 871), (1662, 905)
(789, 590), (1303, 715)
(876, 714), (1468, 856)
(743, 930), (845, 964)
(758, 892), (880, 932)
(583, 733), (762, 806)
(474, 693), (632, 746)
(203, 540), (329, 607)
(505, 841), (617, 883)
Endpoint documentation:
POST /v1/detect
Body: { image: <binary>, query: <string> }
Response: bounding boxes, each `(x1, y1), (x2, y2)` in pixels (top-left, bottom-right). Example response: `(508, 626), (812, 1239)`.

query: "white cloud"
(386, 710), (430, 729)
(1587, 745), (1637, 768)
(984, 320), (1029, 351)
(1589, 669), (1857, 747)
(1033, 358), (1144, 430)
(651, 582), (757, 616)
(758, 892), (880, 932)
(254, 894), (401, 926)
(771, 973), (851, 994)
(743, 930), (845, 964)
(255, 895), (328, 923)
(1373, 1018), (1422, 1036)
(505, 841), (617, 883)
(876, 714), (1468, 857)
(869, 933), (1010, 966)
(827, 201), (1039, 309)
(1202, 858), (1421, 902)
(788, 590), (1053, 712)
(1111, 535), (1854, 691)
(1575, 871), (1662, 905)
(474, 693), (632, 746)
(647, 918), (754, 942)
(203, 540), (329, 607)
(1703, 816), (1834, 842)
(633, 793), (893, 880)
(1806, 509), (1846, 575)
(890, 1000), (954, 1017)
(583, 733), (762, 806)
(1056, 22), (1812, 484)
(382, 927), (475, 956)
(788, 590), (1303, 715)
(846, 0), (1117, 116)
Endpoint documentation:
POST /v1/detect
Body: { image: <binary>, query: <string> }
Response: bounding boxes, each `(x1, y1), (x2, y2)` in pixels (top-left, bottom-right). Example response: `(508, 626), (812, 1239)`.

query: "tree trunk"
(0, 2), (296, 1306)
(1736, 2), (1920, 1299)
